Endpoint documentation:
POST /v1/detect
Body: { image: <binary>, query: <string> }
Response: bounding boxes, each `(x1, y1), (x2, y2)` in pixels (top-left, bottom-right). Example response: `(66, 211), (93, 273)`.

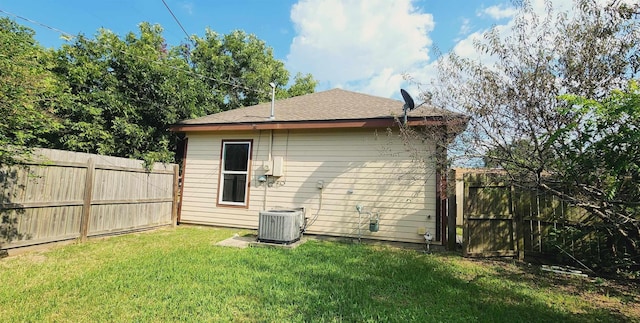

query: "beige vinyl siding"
(180, 128), (437, 243)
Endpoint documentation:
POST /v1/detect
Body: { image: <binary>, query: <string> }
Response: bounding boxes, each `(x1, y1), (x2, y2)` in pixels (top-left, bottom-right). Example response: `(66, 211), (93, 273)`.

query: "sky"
(0, 0), (585, 99)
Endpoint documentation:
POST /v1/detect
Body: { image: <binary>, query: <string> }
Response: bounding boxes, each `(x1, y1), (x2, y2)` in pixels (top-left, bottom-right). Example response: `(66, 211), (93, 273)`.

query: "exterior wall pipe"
(269, 82), (276, 120)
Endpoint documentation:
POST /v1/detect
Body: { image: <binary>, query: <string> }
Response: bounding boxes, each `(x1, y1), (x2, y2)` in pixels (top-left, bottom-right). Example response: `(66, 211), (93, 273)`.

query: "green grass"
(1, 226), (637, 322)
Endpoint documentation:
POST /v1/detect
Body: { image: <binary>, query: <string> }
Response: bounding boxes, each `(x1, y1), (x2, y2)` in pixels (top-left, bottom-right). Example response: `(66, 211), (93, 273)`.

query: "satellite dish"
(401, 89), (415, 111)
(400, 88), (417, 124)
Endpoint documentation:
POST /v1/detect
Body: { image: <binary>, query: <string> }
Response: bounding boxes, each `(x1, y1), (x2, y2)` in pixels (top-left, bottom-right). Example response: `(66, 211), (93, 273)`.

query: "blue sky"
(0, 0), (574, 98)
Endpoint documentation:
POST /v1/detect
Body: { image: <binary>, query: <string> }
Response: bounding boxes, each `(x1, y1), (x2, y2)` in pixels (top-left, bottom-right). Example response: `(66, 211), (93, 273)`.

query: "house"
(170, 88), (467, 244)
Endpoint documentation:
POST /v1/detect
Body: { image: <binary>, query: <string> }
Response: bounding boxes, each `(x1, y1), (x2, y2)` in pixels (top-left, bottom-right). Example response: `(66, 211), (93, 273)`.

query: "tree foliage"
(188, 29), (317, 110)
(551, 83), (640, 262)
(189, 29), (287, 111)
(0, 20), (316, 165)
(431, 0), (639, 272)
(49, 23), (218, 163)
(286, 72), (318, 98)
(0, 18), (62, 166)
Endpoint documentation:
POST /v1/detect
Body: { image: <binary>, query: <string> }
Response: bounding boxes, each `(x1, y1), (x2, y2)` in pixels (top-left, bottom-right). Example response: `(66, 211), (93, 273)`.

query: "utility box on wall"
(272, 156), (284, 177)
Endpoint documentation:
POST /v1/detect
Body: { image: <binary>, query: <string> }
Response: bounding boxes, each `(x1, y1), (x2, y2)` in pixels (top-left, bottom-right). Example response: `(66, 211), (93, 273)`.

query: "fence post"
(80, 158), (95, 242)
(171, 164), (179, 227)
(512, 185), (524, 261)
(447, 169), (457, 251)
(462, 176), (469, 257)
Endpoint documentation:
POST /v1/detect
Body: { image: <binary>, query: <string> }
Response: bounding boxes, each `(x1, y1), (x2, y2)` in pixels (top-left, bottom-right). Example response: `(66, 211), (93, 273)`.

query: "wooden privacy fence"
(460, 172), (590, 260)
(1, 148), (179, 250)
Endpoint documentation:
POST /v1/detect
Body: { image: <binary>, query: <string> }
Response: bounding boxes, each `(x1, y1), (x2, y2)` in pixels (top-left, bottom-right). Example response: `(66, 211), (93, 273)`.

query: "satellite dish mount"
(400, 89), (416, 124)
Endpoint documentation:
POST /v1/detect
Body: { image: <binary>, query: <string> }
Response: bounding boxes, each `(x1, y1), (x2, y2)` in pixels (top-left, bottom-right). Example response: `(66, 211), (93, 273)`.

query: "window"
(218, 140), (252, 206)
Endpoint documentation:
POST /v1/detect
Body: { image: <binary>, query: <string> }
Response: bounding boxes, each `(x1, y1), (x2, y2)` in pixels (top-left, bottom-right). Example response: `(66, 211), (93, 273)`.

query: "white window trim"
(218, 140), (252, 207)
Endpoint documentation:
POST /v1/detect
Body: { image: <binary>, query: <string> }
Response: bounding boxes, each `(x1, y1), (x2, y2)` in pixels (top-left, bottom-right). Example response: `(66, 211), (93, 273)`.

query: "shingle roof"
(177, 88), (456, 125)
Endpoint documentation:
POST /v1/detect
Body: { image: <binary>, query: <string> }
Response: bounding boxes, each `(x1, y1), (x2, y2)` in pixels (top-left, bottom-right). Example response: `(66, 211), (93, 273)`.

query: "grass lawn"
(1, 226), (638, 322)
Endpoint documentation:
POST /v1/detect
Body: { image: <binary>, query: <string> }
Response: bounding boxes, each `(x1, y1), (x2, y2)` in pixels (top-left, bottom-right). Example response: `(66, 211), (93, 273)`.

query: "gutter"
(169, 116), (469, 133)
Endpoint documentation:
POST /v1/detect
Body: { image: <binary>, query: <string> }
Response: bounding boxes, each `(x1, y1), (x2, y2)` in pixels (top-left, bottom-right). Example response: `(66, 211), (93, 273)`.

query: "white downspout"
(268, 129), (273, 164)
(264, 82), (276, 210)
(262, 130), (274, 210)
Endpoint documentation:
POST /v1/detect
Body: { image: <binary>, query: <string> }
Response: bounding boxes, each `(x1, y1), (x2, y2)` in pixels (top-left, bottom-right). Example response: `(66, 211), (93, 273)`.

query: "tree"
(430, 0), (639, 271)
(49, 23), (218, 164)
(0, 18), (316, 166)
(49, 25), (316, 164)
(0, 18), (62, 166)
(0, 18), (65, 249)
(550, 83), (640, 267)
(189, 29), (316, 110)
(286, 72), (318, 98)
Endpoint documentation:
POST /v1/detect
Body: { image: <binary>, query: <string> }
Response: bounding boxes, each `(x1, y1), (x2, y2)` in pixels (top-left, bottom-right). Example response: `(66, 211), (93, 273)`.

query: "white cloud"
(413, 0), (575, 100)
(286, 0), (634, 98)
(479, 4), (517, 20)
(454, 0), (598, 63)
(451, 31), (484, 59)
(422, 0), (625, 90)
(180, 2), (194, 15)
(356, 68), (406, 98)
(458, 18), (471, 36)
(286, 0), (434, 96)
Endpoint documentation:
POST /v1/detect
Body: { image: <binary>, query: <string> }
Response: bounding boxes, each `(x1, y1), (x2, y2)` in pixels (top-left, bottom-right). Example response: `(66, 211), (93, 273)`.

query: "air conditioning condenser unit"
(258, 209), (303, 244)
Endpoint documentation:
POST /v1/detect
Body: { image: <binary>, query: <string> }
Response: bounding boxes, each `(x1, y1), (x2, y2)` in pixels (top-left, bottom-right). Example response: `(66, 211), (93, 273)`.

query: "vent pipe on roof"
(269, 82), (276, 120)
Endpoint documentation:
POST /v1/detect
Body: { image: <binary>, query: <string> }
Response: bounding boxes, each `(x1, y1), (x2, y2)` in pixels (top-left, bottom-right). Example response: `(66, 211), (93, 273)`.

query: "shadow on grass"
(239, 240), (629, 322)
(5, 228), (632, 322)
(471, 257), (639, 319)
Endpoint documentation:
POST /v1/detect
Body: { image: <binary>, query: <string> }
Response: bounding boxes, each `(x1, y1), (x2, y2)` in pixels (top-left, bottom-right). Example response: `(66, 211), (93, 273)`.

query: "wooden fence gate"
(462, 173), (523, 259)
(460, 171), (591, 260)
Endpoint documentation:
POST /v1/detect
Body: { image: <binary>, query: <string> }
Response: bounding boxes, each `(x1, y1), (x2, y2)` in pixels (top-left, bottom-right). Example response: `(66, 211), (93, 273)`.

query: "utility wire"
(0, 9), (275, 146)
(0, 8), (275, 191)
(160, 0), (192, 42)
(0, 8), (75, 40)
(0, 8), (268, 96)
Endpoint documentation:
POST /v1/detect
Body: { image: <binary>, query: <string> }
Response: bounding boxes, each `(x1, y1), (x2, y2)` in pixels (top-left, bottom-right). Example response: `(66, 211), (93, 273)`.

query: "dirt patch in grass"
(23, 254), (48, 264)
(467, 257), (640, 319)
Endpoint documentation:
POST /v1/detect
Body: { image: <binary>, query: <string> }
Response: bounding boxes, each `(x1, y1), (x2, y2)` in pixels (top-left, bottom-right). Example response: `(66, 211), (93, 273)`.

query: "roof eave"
(169, 117), (463, 133)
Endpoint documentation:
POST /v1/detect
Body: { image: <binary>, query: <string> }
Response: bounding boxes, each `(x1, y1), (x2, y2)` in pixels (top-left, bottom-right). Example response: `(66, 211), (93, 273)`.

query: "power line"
(0, 8), (278, 181)
(0, 7), (290, 148)
(0, 10), (274, 128)
(0, 8), (75, 40)
(161, 0), (191, 42)
(0, 8), (268, 96)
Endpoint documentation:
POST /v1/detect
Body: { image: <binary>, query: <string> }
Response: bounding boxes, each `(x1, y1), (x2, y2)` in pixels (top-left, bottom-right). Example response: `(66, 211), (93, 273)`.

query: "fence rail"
(1, 148), (179, 250)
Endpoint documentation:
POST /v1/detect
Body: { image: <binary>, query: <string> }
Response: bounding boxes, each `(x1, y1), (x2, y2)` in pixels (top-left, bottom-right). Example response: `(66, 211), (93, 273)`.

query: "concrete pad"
(216, 233), (308, 249)
(249, 237), (307, 249)
(216, 234), (256, 249)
